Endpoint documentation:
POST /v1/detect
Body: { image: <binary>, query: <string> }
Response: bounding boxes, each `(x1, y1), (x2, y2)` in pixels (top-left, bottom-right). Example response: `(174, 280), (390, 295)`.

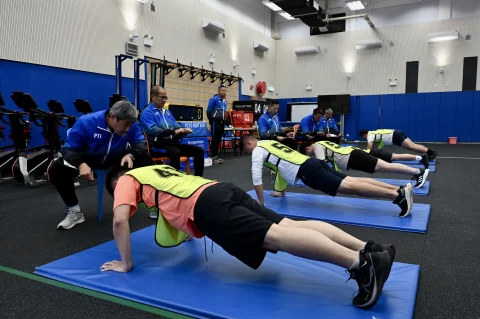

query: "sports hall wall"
(0, 0), (276, 147)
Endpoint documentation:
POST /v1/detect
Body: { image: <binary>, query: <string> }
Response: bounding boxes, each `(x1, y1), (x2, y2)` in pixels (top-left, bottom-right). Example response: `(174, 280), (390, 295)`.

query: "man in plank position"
(101, 164), (394, 309)
(359, 129), (438, 161)
(239, 135), (413, 217)
(301, 141), (429, 188)
(367, 148), (430, 169)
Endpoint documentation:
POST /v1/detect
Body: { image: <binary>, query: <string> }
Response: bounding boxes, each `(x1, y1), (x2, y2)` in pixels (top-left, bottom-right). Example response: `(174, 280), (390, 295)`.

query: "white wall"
(275, 16), (480, 98)
(0, 0), (276, 98)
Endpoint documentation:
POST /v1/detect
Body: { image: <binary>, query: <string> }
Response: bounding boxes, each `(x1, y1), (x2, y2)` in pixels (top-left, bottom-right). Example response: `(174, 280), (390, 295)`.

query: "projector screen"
(288, 103), (318, 122)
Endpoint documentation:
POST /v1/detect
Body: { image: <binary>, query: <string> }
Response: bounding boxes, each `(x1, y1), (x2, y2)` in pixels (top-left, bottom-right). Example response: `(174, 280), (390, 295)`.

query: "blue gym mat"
(248, 190), (430, 233)
(340, 143), (357, 147)
(393, 159), (436, 164)
(35, 226), (419, 319)
(290, 178), (430, 196)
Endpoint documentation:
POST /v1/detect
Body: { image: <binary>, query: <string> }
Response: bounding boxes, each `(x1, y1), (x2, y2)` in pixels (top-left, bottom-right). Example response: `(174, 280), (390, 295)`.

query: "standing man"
(258, 100), (298, 150)
(300, 108), (324, 142)
(207, 84), (228, 164)
(140, 86), (205, 176)
(359, 129), (438, 161)
(48, 100), (154, 230)
(320, 108), (342, 144)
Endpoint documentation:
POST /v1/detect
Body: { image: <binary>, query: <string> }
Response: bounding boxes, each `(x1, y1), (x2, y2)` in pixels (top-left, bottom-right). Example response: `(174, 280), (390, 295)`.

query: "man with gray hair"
(48, 100), (153, 230)
(320, 108), (342, 144)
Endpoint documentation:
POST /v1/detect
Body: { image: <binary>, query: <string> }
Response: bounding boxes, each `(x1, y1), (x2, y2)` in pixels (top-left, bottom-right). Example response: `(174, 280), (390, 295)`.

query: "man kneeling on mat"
(239, 135), (413, 217)
(301, 141), (429, 188)
(359, 129), (438, 161)
(102, 164), (393, 309)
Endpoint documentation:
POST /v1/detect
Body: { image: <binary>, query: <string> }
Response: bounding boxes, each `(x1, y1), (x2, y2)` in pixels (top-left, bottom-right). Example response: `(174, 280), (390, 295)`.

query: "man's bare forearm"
(113, 220), (133, 270)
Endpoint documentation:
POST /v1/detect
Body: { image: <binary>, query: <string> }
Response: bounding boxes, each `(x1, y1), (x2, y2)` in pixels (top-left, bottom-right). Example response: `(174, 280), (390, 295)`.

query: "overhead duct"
(323, 13), (375, 28)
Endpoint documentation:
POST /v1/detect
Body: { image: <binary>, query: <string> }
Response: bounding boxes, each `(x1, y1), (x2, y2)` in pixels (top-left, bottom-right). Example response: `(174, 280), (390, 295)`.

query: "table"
(222, 127), (258, 156)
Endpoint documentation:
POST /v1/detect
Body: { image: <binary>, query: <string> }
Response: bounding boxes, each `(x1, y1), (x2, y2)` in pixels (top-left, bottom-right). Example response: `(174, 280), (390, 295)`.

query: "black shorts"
(393, 130), (408, 146)
(297, 158), (346, 196)
(347, 150), (378, 174)
(193, 182), (284, 270)
(369, 149), (393, 163)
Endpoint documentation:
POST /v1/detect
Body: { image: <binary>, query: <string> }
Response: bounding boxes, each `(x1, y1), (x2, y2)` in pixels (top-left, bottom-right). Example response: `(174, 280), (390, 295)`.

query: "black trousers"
(210, 120), (224, 158)
(152, 142), (204, 176)
(48, 153), (153, 207)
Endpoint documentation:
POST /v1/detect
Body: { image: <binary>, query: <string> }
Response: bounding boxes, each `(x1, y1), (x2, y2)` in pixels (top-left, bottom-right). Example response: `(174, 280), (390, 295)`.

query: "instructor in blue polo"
(48, 100), (153, 230)
(207, 84), (228, 164)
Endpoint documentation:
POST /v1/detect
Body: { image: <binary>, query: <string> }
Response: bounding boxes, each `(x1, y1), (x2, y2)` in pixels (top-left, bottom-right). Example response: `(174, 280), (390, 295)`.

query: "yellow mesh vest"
(317, 141), (355, 172)
(126, 165), (215, 247)
(368, 129), (394, 149)
(257, 141), (310, 191)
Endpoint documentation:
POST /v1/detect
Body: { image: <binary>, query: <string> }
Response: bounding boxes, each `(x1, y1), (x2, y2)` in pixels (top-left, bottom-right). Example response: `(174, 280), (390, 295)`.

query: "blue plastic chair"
(93, 169), (105, 222)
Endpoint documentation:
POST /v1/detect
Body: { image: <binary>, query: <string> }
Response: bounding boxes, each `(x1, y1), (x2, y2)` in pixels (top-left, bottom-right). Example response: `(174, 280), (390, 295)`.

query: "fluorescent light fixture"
(345, 1), (365, 11)
(137, 0), (149, 3)
(202, 18), (226, 34)
(262, 0), (282, 11)
(427, 31), (458, 43)
(253, 41), (270, 52)
(295, 46), (319, 55)
(279, 11), (295, 20)
(356, 39), (383, 50)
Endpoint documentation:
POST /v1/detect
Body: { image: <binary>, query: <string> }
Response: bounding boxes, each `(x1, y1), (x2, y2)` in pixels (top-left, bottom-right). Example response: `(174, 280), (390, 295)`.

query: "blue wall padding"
(408, 93), (425, 141)
(357, 95), (379, 132)
(456, 91), (473, 142)
(439, 92), (457, 141)
(0, 59), (145, 148)
(473, 91), (480, 142)
(423, 93), (441, 142)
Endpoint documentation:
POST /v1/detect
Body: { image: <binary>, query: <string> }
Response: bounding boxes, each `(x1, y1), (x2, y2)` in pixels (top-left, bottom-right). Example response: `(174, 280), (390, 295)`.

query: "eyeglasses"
(156, 95), (168, 100)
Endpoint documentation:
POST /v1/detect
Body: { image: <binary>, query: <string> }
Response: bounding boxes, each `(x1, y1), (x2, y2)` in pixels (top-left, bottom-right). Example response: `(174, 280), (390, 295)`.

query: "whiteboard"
(291, 104), (318, 122)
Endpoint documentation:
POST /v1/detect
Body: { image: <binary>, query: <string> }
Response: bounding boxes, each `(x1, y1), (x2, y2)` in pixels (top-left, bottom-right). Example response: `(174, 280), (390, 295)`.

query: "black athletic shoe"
(393, 187), (411, 217)
(427, 150), (438, 162)
(412, 168), (429, 188)
(346, 250), (391, 309)
(364, 240), (396, 282)
(420, 154), (429, 169)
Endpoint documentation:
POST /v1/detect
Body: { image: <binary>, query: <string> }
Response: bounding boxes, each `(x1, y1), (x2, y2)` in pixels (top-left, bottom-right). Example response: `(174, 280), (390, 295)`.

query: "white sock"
(415, 156), (422, 161)
(67, 204), (81, 213)
(414, 168), (421, 175)
(349, 251), (361, 270)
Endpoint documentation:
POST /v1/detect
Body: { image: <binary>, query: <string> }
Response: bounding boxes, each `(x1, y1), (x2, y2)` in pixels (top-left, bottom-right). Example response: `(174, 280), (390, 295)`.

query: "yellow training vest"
(368, 129), (394, 149)
(257, 141), (309, 191)
(126, 165), (215, 248)
(316, 141), (355, 171)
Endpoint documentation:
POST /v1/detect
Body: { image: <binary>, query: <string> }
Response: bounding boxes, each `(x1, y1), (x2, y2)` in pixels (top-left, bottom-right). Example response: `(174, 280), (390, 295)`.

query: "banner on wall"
(232, 100), (268, 122)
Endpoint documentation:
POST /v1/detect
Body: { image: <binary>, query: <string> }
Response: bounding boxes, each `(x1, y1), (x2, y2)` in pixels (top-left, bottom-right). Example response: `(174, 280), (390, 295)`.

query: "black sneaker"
(393, 187), (411, 217)
(427, 151), (438, 162)
(346, 250), (391, 309)
(412, 168), (429, 188)
(420, 153), (429, 169)
(364, 240), (396, 282)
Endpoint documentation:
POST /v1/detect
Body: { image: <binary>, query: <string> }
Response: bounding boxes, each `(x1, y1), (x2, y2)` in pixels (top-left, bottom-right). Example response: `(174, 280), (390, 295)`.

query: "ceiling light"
(262, 1), (282, 11)
(345, 1), (365, 11)
(279, 11), (295, 20)
(427, 31), (458, 43)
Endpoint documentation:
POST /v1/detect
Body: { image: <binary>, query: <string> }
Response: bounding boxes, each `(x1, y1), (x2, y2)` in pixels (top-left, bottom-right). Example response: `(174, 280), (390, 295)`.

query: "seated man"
(102, 164), (394, 309)
(359, 129), (438, 161)
(141, 86), (204, 176)
(239, 135), (413, 217)
(301, 141), (429, 188)
(48, 100), (154, 230)
(299, 108), (325, 142)
(258, 100), (297, 150)
(319, 108), (342, 144)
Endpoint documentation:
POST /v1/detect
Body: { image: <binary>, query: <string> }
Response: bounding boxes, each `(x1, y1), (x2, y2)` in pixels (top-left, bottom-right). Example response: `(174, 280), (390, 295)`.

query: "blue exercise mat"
(290, 178), (430, 196)
(35, 226), (420, 319)
(340, 143), (357, 147)
(248, 190), (430, 233)
(393, 159), (436, 164)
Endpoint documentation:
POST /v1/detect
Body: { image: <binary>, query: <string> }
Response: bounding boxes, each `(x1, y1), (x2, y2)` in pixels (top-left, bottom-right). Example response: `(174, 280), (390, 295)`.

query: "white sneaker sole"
(57, 217), (85, 230)
(415, 169), (429, 188)
(402, 184), (413, 218)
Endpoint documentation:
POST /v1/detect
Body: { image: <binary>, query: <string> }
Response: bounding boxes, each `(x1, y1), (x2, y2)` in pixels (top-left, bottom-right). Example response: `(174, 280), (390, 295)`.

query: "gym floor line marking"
(0, 265), (193, 319)
(436, 157), (480, 160)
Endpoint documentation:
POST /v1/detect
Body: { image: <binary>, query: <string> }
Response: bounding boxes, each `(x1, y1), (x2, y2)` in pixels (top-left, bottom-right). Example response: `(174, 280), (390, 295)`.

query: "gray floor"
(0, 143), (479, 318)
